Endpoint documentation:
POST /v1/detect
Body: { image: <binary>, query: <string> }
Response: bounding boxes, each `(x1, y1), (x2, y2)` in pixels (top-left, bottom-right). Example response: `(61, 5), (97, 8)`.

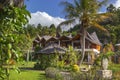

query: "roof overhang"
(59, 36), (71, 41)
(115, 43), (120, 46)
(75, 49), (100, 54)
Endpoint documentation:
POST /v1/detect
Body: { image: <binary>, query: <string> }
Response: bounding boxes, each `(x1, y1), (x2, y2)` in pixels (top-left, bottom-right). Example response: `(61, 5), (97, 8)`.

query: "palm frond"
(74, 0), (80, 9)
(95, 13), (113, 22)
(60, 1), (81, 19)
(80, 0), (89, 10)
(98, 0), (108, 7)
(88, 0), (99, 13)
(90, 22), (108, 32)
(60, 1), (74, 12)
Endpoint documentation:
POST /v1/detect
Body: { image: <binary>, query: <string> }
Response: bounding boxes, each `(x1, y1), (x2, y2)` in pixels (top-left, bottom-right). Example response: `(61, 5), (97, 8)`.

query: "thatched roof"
(37, 43), (66, 54)
(33, 34), (41, 43)
(33, 32), (101, 46)
(42, 36), (52, 41)
(40, 36), (52, 43)
(71, 32), (102, 46)
(36, 34), (41, 40)
(87, 32), (102, 46)
(59, 35), (72, 41)
(46, 37), (58, 43)
(71, 33), (82, 41)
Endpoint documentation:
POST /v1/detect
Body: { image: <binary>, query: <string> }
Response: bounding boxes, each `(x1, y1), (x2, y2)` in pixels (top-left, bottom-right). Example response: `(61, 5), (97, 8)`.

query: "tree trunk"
(79, 28), (86, 66)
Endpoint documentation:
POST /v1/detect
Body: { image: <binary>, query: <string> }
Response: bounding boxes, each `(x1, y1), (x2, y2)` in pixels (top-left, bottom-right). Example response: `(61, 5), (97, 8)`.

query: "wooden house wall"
(33, 34), (101, 50)
(39, 39), (101, 50)
(90, 44), (101, 51)
(60, 41), (71, 48)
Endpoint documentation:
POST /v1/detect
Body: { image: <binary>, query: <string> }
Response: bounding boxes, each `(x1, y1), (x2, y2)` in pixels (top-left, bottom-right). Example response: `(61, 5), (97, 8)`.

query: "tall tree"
(36, 23), (44, 36)
(59, 0), (109, 65)
(0, 0), (30, 79)
(25, 24), (37, 38)
(105, 4), (120, 44)
(49, 24), (56, 36)
(0, 0), (24, 8)
(57, 26), (62, 33)
(107, 4), (116, 13)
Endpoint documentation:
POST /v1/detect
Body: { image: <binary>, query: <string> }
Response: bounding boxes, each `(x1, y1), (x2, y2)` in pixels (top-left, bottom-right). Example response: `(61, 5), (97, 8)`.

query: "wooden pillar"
(59, 40), (60, 46)
(88, 52), (91, 63)
(72, 41), (74, 48)
(39, 43), (41, 47)
(27, 50), (29, 62)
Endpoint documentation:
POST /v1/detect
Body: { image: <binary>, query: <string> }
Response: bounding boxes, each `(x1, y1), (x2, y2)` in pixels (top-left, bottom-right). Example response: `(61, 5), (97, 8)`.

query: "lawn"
(9, 62), (48, 80)
(10, 70), (46, 80)
(108, 63), (120, 79)
(9, 61), (120, 80)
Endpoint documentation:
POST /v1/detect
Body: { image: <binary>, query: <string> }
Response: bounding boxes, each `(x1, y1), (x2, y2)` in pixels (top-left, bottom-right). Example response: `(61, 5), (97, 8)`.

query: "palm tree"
(0, 0), (24, 8)
(59, 0), (109, 66)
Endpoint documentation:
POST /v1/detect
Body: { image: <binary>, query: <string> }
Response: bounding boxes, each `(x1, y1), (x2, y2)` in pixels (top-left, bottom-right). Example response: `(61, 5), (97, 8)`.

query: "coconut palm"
(59, 0), (110, 66)
(0, 0), (24, 8)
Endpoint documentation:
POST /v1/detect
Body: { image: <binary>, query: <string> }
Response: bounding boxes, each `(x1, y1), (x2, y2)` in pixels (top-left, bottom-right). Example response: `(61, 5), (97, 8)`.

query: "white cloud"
(28, 11), (65, 27)
(114, 0), (120, 8)
(98, 11), (105, 13)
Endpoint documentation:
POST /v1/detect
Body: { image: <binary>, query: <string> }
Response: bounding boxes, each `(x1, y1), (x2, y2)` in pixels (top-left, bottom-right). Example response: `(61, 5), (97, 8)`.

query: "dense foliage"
(34, 53), (59, 70)
(67, 4), (120, 45)
(24, 24), (60, 38)
(59, 0), (110, 66)
(34, 46), (79, 72)
(0, 3), (30, 80)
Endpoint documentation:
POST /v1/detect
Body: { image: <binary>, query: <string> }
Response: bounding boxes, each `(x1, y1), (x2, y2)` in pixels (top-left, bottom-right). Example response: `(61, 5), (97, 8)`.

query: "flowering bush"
(71, 64), (79, 72)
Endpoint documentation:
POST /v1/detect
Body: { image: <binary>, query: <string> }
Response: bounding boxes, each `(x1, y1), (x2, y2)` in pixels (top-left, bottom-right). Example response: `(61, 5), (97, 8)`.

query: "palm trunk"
(79, 27), (86, 66)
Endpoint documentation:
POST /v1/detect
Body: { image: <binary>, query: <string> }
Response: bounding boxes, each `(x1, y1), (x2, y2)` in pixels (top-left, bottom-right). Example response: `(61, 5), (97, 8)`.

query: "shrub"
(65, 46), (77, 66)
(63, 65), (71, 71)
(45, 67), (63, 80)
(71, 64), (79, 72)
(57, 61), (65, 69)
(34, 53), (59, 70)
(34, 62), (41, 70)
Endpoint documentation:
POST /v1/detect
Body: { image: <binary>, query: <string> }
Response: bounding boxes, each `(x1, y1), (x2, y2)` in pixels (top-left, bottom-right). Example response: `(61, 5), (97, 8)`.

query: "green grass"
(9, 61), (55, 80)
(10, 70), (46, 80)
(9, 62), (49, 80)
(9, 61), (120, 80)
(108, 63), (120, 72)
(15, 61), (35, 68)
(109, 64), (120, 79)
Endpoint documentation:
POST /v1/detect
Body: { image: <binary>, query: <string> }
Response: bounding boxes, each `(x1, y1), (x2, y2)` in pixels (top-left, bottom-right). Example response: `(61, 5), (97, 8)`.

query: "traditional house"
(33, 32), (101, 50)
(33, 32), (102, 64)
(33, 34), (41, 49)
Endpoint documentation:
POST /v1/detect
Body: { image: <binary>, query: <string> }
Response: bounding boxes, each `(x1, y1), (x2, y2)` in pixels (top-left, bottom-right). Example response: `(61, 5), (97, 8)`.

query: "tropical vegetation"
(0, 0), (30, 79)
(0, 0), (120, 80)
(59, 0), (110, 66)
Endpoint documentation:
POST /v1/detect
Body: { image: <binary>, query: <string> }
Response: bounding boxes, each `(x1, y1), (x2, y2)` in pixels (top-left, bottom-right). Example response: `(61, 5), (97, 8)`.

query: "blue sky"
(25, 0), (73, 18)
(25, 0), (116, 18)
(25, 0), (120, 29)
